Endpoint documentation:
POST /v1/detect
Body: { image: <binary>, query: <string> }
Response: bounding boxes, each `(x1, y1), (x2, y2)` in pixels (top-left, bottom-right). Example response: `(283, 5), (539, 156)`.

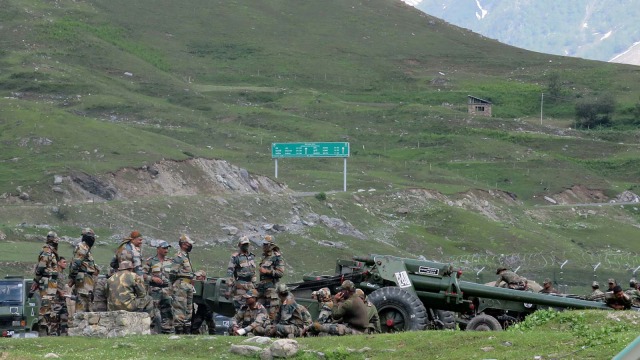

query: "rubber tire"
(466, 314), (502, 331)
(367, 287), (428, 332)
(435, 310), (456, 330)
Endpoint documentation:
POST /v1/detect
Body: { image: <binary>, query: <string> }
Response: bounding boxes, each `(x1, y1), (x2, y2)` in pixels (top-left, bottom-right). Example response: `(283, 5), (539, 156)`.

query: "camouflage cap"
(243, 289), (259, 299)
(496, 267), (508, 274)
(157, 240), (171, 248)
(262, 235), (275, 246)
(543, 278), (551, 284)
(238, 236), (250, 245)
(630, 278), (638, 285)
(194, 270), (206, 278)
(276, 283), (289, 295)
(47, 231), (57, 239)
(179, 234), (194, 244)
(340, 280), (355, 291)
(592, 281), (600, 287)
(118, 260), (134, 271)
(81, 228), (95, 236)
(608, 278), (616, 284)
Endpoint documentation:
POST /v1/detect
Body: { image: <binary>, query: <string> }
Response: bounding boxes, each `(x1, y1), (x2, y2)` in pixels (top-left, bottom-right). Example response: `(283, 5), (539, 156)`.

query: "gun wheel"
(466, 314), (502, 331)
(368, 286), (428, 332)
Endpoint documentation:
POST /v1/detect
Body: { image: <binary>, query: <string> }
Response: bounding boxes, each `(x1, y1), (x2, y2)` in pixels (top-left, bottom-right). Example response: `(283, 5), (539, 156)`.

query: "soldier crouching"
(230, 289), (269, 336)
(265, 284), (311, 338)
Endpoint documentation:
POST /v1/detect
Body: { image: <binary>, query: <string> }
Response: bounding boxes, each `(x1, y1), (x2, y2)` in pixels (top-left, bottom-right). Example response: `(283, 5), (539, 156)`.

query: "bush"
(315, 192), (327, 201)
(574, 94), (615, 129)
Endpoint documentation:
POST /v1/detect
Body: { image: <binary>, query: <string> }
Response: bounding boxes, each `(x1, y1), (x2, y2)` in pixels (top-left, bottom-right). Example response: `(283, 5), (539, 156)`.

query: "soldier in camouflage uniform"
(494, 267), (527, 290)
(68, 228), (98, 313)
(356, 288), (380, 333)
(92, 274), (109, 312)
(230, 289), (269, 336)
(170, 234), (195, 334)
(144, 240), (174, 334)
(106, 261), (155, 319)
(312, 280), (369, 336)
(625, 278), (640, 306)
(110, 230), (144, 277)
(54, 256), (70, 335)
(33, 231), (60, 336)
(226, 236), (257, 311)
(256, 235), (285, 320)
(265, 284), (312, 338)
(306, 287), (334, 336)
(587, 281), (605, 301)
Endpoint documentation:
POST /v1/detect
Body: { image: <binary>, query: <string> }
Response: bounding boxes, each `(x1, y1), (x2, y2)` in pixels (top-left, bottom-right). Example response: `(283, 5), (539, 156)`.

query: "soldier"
(607, 278), (617, 292)
(588, 281), (605, 301)
(68, 228), (98, 313)
(625, 279), (640, 307)
(191, 270), (215, 334)
(305, 287), (334, 336)
(55, 256), (70, 335)
(265, 284), (311, 338)
(170, 234), (195, 334)
(110, 230), (144, 277)
(257, 235), (285, 320)
(230, 289), (269, 336)
(312, 280), (369, 336)
(92, 273), (109, 312)
(143, 240), (174, 334)
(494, 267), (527, 290)
(106, 261), (155, 319)
(606, 285), (632, 310)
(538, 278), (558, 294)
(33, 231), (60, 336)
(356, 288), (380, 333)
(226, 236), (257, 311)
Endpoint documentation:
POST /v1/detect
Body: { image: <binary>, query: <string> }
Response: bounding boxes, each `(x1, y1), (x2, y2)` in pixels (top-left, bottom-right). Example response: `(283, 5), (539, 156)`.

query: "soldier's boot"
(183, 326), (191, 335)
(175, 326), (183, 334)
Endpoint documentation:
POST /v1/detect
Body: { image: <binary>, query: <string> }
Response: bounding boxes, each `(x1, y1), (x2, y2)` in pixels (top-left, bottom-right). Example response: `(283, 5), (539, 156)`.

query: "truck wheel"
(435, 310), (456, 330)
(466, 314), (502, 331)
(368, 287), (428, 332)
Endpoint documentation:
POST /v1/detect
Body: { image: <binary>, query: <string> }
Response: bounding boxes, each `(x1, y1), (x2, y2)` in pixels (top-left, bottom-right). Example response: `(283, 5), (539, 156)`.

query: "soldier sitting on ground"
(606, 285), (632, 310)
(587, 281), (605, 301)
(305, 287), (334, 336)
(265, 284), (312, 338)
(312, 280), (369, 336)
(106, 260), (156, 321)
(356, 288), (381, 333)
(230, 289), (269, 336)
(494, 267), (527, 290)
(538, 278), (558, 294)
(625, 278), (640, 307)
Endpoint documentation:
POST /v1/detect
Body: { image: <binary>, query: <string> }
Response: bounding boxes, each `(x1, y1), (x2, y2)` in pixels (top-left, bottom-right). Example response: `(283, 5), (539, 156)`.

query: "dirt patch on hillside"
(61, 158), (288, 203)
(551, 185), (608, 204)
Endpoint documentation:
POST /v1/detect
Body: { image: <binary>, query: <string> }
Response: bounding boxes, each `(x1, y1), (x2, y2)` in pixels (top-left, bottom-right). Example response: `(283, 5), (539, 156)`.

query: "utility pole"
(540, 92), (544, 125)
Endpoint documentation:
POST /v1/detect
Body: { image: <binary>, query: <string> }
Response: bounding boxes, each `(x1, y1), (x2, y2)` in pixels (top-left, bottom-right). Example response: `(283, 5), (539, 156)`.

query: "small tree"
(546, 72), (562, 102)
(574, 95), (615, 129)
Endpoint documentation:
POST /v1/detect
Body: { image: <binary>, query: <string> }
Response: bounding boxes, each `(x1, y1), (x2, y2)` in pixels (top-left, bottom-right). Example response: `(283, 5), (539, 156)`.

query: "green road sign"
(271, 142), (350, 158)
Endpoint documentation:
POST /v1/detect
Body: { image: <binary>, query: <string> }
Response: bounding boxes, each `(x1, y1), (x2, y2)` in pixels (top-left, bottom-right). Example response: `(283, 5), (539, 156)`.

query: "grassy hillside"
(1, 0), (640, 293)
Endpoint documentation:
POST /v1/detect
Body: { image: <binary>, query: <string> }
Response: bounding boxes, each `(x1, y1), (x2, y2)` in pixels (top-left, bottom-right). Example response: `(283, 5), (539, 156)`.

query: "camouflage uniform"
(54, 264), (70, 335)
(588, 288), (605, 301)
(91, 275), (108, 312)
(306, 288), (334, 336)
(34, 241), (60, 336)
(231, 303), (269, 336)
(144, 253), (174, 333)
(318, 292), (369, 336)
(69, 229), (98, 313)
(226, 237), (257, 310)
(106, 263), (154, 317)
(170, 235), (195, 334)
(625, 280), (640, 307)
(111, 241), (144, 277)
(606, 289), (632, 310)
(266, 293), (312, 338)
(495, 269), (526, 290)
(257, 236), (285, 320)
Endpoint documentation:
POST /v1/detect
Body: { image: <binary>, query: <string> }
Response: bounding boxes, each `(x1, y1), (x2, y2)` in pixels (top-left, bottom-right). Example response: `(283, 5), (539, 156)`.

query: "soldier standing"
(106, 261), (155, 318)
(170, 234), (195, 334)
(256, 235), (285, 320)
(266, 284), (311, 338)
(33, 231), (60, 336)
(588, 281), (605, 301)
(111, 230), (144, 277)
(226, 236), (256, 311)
(230, 289), (269, 336)
(68, 228), (98, 313)
(55, 256), (70, 335)
(143, 240), (174, 334)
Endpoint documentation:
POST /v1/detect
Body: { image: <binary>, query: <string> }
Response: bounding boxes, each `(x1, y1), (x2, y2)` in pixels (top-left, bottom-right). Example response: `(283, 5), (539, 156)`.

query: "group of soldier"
(495, 267), (640, 310)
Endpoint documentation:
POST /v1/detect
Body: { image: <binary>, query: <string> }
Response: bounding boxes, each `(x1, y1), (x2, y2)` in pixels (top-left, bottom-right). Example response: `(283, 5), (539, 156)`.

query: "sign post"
(271, 142), (350, 191)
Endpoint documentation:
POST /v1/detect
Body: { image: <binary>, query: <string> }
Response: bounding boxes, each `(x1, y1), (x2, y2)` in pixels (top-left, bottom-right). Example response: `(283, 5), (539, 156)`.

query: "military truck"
(194, 254), (633, 333)
(0, 276), (40, 338)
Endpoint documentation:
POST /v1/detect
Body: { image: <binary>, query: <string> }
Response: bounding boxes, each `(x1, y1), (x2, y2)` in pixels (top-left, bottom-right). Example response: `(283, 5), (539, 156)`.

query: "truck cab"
(0, 276), (40, 338)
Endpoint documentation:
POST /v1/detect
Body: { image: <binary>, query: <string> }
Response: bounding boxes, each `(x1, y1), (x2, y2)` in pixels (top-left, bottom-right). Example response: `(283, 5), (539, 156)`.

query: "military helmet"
(238, 236), (250, 246)
(179, 234), (194, 244)
(275, 283), (289, 295)
(243, 289), (259, 299)
(46, 231), (59, 244)
(118, 260), (134, 271)
(340, 280), (355, 291)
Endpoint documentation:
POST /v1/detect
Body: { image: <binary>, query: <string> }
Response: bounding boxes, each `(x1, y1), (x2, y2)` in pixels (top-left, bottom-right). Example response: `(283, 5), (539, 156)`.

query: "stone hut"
(468, 95), (492, 117)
